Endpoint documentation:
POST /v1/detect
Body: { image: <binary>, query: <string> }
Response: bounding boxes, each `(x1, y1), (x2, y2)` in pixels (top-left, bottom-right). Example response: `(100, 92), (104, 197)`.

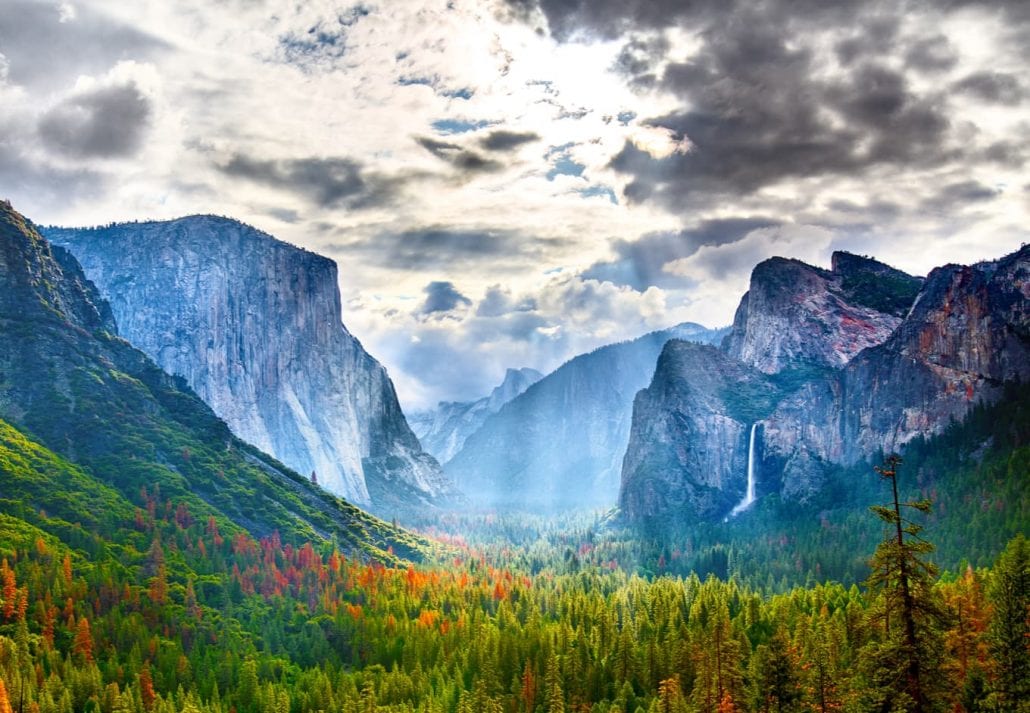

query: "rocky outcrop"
(45, 216), (458, 515)
(620, 246), (1030, 523)
(0, 200), (434, 561)
(445, 323), (728, 509)
(722, 252), (921, 373)
(410, 367), (543, 464)
(619, 342), (782, 522)
(838, 246), (1030, 459)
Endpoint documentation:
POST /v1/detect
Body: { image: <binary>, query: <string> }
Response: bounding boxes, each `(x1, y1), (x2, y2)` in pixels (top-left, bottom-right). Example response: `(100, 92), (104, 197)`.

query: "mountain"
(410, 367), (543, 464)
(44, 216), (458, 516)
(0, 200), (433, 563)
(444, 322), (729, 509)
(722, 252), (922, 373)
(619, 341), (782, 522)
(620, 247), (1030, 524)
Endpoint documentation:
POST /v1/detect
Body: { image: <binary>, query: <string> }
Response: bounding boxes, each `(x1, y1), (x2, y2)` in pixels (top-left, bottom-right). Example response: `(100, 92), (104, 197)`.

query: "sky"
(1, 0), (1028, 410)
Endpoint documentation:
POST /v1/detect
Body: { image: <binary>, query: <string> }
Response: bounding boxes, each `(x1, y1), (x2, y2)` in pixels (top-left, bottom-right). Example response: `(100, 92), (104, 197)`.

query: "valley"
(1, 197), (1026, 712)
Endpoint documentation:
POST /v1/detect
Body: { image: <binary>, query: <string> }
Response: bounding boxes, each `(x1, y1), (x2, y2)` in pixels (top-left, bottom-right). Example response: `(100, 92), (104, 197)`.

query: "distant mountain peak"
(411, 366), (545, 465)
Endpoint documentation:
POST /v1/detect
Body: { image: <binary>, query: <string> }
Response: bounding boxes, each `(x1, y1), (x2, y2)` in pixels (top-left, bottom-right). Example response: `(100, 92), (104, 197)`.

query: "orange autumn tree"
(73, 616), (94, 663)
(0, 679), (12, 713)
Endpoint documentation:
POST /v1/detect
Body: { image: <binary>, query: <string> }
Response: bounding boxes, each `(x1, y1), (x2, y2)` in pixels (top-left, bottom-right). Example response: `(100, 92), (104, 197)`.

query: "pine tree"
(73, 616), (94, 663)
(986, 534), (1029, 712)
(861, 455), (948, 713)
(545, 653), (564, 713)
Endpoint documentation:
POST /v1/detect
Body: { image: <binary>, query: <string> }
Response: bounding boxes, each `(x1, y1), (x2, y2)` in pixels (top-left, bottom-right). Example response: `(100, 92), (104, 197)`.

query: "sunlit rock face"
(837, 245), (1030, 460)
(723, 252), (921, 374)
(445, 323), (729, 510)
(620, 247), (1030, 524)
(45, 216), (459, 516)
(410, 367), (543, 465)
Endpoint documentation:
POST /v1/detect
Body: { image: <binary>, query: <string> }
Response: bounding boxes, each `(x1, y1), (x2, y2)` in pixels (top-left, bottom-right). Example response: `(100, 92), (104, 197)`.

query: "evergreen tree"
(986, 534), (1029, 712)
(861, 455), (948, 713)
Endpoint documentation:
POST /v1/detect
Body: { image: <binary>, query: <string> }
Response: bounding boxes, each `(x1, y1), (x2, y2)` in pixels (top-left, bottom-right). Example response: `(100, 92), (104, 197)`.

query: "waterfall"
(729, 423), (758, 517)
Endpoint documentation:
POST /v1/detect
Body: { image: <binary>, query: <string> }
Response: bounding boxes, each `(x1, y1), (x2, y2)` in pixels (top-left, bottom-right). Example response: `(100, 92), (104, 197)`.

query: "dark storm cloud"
(904, 35), (958, 73)
(582, 217), (777, 291)
(415, 136), (503, 174)
(503, 0), (1027, 214)
(834, 18), (899, 66)
(38, 83), (152, 158)
(329, 226), (567, 271)
(0, 1), (167, 90)
(418, 281), (472, 315)
(218, 154), (408, 209)
(612, 32), (954, 207)
(953, 72), (1026, 106)
(922, 180), (1001, 211)
(479, 130), (540, 151)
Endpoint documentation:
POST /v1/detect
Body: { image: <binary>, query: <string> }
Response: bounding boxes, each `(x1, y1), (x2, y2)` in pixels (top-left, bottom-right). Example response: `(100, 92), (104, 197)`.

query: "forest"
(0, 439), (1027, 713)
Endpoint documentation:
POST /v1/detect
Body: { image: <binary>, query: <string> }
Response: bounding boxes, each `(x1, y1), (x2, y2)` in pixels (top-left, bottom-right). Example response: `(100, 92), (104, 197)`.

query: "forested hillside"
(0, 476), (1026, 713)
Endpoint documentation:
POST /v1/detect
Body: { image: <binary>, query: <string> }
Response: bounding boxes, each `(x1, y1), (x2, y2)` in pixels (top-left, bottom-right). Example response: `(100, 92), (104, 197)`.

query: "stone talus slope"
(45, 216), (457, 514)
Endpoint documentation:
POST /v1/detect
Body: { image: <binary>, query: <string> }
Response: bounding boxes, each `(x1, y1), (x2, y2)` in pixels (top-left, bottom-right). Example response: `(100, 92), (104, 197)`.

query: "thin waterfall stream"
(729, 422), (758, 517)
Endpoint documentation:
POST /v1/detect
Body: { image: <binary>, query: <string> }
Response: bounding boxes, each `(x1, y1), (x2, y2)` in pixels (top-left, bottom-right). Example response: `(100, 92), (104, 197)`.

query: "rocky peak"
(722, 254), (918, 373)
(44, 215), (458, 516)
(410, 366), (543, 465)
(444, 322), (730, 509)
(485, 368), (544, 412)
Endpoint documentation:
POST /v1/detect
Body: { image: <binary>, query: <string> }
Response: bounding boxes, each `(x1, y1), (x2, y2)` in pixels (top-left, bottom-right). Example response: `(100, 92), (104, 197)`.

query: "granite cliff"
(620, 247), (1030, 523)
(0, 200), (434, 561)
(45, 216), (458, 515)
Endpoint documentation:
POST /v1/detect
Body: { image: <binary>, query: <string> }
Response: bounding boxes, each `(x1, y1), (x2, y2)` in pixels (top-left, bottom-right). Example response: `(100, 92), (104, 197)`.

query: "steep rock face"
(621, 245), (1030, 523)
(445, 323), (728, 509)
(0, 201), (434, 561)
(410, 367), (543, 464)
(839, 246), (1030, 459)
(45, 216), (456, 514)
(619, 341), (782, 522)
(722, 253), (921, 373)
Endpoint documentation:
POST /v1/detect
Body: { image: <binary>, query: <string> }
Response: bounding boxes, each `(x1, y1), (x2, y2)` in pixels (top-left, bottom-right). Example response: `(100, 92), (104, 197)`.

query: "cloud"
(505, 0), (1022, 217)
(479, 130), (539, 151)
(218, 154), (409, 209)
(922, 180), (1001, 211)
(39, 82), (152, 158)
(953, 72), (1025, 106)
(583, 217), (778, 290)
(418, 280), (472, 316)
(275, 6), (371, 71)
(0, 0), (167, 90)
(904, 35), (958, 73)
(415, 136), (502, 175)
(330, 226), (566, 271)
(477, 284), (538, 316)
